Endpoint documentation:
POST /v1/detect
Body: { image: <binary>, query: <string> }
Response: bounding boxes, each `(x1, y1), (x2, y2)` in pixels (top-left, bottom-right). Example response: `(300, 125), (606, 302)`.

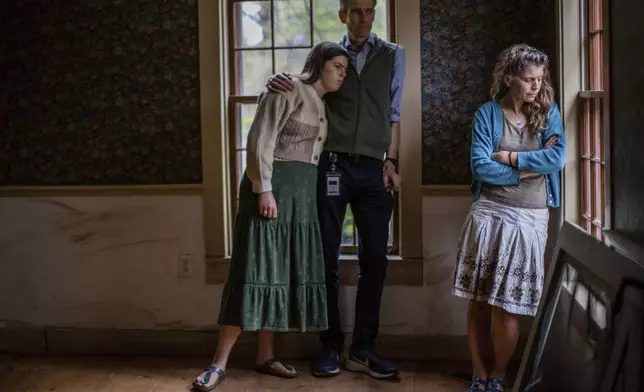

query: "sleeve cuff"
(516, 151), (531, 171)
(510, 167), (521, 184)
(252, 181), (272, 194)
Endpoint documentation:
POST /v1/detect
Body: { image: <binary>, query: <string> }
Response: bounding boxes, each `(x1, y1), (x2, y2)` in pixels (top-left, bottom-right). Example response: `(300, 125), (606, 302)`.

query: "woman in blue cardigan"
(453, 44), (566, 392)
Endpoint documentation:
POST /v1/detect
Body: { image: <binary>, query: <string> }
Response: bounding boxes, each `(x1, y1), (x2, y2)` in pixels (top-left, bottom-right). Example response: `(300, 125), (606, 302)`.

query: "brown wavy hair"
(490, 44), (554, 129)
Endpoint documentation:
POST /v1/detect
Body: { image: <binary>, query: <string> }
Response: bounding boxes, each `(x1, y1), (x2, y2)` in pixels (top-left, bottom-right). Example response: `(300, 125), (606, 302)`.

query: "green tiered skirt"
(217, 160), (328, 332)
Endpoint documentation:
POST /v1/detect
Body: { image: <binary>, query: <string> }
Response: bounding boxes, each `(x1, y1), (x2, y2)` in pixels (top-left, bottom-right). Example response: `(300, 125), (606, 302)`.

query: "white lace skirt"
(452, 196), (549, 316)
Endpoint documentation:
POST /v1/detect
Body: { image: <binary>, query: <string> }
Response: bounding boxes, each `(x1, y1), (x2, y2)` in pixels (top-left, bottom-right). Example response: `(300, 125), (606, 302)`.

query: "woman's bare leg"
(257, 330), (276, 364)
(257, 331), (297, 375)
(468, 300), (492, 380)
(489, 307), (520, 386)
(193, 325), (241, 388)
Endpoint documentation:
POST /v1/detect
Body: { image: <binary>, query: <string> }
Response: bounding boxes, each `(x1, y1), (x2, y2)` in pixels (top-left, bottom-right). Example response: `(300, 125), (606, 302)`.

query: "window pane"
(342, 206), (356, 246)
(340, 208), (394, 248)
(345, 215), (395, 247)
(234, 1), (272, 49)
(273, 0), (312, 47)
(274, 48), (311, 76)
(313, 0), (388, 42)
(238, 103), (258, 149)
(236, 150), (247, 190)
(237, 49), (273, 95)
(234, 102), (257, 193)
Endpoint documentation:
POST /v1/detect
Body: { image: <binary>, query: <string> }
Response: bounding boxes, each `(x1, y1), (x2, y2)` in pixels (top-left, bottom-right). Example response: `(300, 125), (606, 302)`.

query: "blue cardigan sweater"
(470, 100), (566, 208)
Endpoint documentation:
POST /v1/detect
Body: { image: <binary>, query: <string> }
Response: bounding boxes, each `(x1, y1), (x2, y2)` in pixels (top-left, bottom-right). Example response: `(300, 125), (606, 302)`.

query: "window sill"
(205, 255), (424, 286)
(578, 90), (605, 99)
(0, 184), (203, 197)
(604, 230), (644, 268)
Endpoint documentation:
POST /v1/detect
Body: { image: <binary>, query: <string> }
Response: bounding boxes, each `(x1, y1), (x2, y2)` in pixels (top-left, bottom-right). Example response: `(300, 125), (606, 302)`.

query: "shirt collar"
(342, 32), (376, 52)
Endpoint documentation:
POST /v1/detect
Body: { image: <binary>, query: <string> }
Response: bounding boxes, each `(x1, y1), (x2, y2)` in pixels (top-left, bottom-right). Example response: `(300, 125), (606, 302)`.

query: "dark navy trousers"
(317, 151), (394, 351)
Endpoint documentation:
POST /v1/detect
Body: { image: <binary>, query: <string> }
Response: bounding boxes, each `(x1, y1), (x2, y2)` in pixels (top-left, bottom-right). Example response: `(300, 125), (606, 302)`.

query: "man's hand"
(266, 73), (293, 93)
(382, 161), (401, 192)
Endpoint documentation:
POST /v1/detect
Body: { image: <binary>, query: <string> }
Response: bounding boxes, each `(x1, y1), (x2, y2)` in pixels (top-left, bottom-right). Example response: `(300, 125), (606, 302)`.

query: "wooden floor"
(0, 354), (471, 391)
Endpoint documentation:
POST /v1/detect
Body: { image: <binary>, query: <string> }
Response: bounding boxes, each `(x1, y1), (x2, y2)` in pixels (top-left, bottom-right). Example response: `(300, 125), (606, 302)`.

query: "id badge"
(326, 172), (341, 197)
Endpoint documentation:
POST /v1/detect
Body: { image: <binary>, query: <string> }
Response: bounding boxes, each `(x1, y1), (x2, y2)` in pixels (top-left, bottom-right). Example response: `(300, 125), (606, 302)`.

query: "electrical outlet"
(178, 254), (193, 278)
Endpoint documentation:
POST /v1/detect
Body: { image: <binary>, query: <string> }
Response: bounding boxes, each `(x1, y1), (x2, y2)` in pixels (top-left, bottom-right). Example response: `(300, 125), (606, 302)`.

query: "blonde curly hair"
(490, 44), (554, 129)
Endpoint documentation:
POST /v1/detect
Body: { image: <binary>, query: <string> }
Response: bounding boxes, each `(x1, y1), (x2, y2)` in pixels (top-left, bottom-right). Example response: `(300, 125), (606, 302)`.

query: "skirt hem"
(452, 289), (538, 317)
(214, 323), (328, 333)
(218, 282), (328, 332)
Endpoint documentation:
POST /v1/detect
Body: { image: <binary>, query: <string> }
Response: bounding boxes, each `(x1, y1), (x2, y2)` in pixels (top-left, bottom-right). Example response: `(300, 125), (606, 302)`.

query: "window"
(226, 0), (397, 254)
(578, 0), (607, 241)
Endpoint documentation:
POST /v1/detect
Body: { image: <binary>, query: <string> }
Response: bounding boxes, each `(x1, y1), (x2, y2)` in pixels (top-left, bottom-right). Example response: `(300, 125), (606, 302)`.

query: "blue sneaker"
(312, 347), (341, 377)
(344, 348), (398, 379)
(467, 378), (487, 392)
(486, 377), (506, 391)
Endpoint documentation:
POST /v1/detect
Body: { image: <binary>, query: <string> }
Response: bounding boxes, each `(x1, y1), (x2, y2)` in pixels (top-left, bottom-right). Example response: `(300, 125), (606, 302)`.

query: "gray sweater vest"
(323, 37), (397, 160)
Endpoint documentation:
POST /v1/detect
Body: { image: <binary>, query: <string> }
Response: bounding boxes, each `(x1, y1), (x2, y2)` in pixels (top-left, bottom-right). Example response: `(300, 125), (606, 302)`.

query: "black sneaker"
(345, 348), (398, 379)
(312, 347), (341, 377)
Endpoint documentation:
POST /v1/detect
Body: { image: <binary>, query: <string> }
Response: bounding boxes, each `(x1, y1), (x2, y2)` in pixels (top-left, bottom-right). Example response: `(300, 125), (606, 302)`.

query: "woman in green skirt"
(192, 42), (350, 391)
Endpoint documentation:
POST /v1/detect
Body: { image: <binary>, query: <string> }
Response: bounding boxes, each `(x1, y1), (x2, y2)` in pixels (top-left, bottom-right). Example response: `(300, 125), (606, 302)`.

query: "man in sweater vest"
(266, 0), (405, 380)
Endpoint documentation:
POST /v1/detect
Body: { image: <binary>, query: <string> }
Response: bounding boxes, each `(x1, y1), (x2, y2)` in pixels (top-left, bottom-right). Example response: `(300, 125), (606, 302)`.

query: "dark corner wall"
(610, 0), (644, 247)
(0, 0), (201, 186)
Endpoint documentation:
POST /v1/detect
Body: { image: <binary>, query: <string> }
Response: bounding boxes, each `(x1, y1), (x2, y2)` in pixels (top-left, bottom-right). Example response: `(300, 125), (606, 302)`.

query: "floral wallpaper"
(420, 0), (556, 185)
(0, 0), (201, 186)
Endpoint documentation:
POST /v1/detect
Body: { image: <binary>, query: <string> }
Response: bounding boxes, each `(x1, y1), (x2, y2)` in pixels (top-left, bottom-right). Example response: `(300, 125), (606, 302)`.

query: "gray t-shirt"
(481, 117), (548, 209)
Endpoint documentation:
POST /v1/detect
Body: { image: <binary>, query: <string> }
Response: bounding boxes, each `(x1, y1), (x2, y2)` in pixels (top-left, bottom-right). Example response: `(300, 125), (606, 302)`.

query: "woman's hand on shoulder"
(266, 73), (294, 93)
(258, 191), (278, 219)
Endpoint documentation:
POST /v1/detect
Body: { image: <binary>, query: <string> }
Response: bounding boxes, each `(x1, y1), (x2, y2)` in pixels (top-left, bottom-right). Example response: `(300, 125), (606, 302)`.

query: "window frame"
(203, 0), (431, 286)
(577, 0), (610, 241)
(224, 0), (399, 255)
